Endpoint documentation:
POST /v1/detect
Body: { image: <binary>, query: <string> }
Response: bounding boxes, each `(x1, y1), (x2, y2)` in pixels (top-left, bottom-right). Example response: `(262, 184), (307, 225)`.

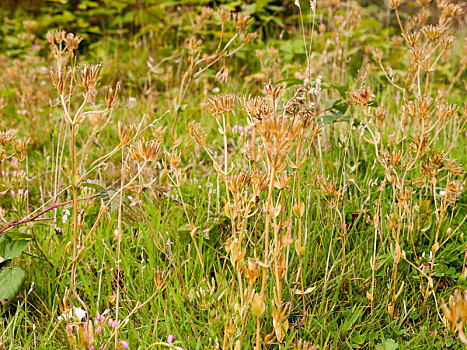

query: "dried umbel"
(256, 114), (302, 168)
(241, 96), (273, 124)
(118, 122), (136, 146)
(14, 137), (30, 161)
(132, 139), (162, 162)
(225, 170), (252, 197)
(264, 81), (284, 100)
(440, 289), (467, 344)
(373, 106), (387, 127)
(166, 149), (182, 169)
(105, 82), (120, 109)
(187, 121), (206, 146)
(50, 67), (72, 95)
(348, 87), (371, 105)
(65, 33), (83, 52)
(73, 63), (102, 91)
(0, 130), (16, 148)
(436, 102), (458, 121)
(218, 7), (231, 22)
(204, 94), (235, 116)
(421, 24), (444, 43)
(444, 159), (465, 177)
(402, 31), (421, 47)
(233, 13), (251, 31)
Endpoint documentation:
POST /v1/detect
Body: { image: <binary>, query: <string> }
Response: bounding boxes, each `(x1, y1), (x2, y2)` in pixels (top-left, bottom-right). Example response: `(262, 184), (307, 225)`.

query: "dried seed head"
(166, 149), (182, 169)
(187, 121), (206, 146)
(23, 20), (37, 32)
(50, 66), (72, 95)
(233, 13), (251, 31)
(402, 31), (421, 47)
(373, 106), (386, 128)
(436, 102), (458, 121)
(0, 130), (16, 147)
(244, 32), (257, 44)
(14, 137), (30, 161)
(389, 0), (401, 9)
(410, 46), (425, 62)
(105, 82), (120, 109)
(264, 81), (284, 100)
(118, 122), (136, 146)
(251, 170), (268, 197)
(215, 65), (229, 84)
(218, 8), (231, 22)
(297, 108), (315, 131)
(440, 35), (455, 49)
(421, 24), (444, 43)
(444, 159), (465, 177)
(187, 36), (203, 51)
(151, 125), (167, 141)
(204, 94), (235, 116)
(348, 87), (371, 105)
(133, 139), (162, 162)
(410, 134), (429, 154)
(242, 96), (273, 124)
(225, 169), (252, 196)
(73, 63), (102, 91)
(65, 33), (82, 52)
(371, 48), (383, 63)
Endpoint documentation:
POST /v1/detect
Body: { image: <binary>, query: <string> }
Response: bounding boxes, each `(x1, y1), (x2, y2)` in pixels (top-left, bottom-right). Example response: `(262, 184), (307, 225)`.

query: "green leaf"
(82, 179), (106, 191)
(376, 339), (399, 350)
(0, 235), (30, 263)
(0, 267), (26, 305)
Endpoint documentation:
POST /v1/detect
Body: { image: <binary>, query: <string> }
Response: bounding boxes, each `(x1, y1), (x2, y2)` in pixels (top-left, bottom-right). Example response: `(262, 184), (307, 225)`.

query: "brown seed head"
(421, 24), (444, 43)
(166, 149), (182, 169)
(0, 130), (16, 148)
(348, 87), (371, 105)
(65, 33), (83, 52)
(118, 121), (136, 146)
(50, 66), (72, 95)
(233, 13), (251, 31)
(402, 31), (421, 47)
(73, 63), (102, 91)
(218, 8), (231, 22)
(204, 94), (235, 116)
(187, 121), (206, 146)
(264, 81), (284, 100)
(389, 0), (401, 9)
(105, 82), (120, 109)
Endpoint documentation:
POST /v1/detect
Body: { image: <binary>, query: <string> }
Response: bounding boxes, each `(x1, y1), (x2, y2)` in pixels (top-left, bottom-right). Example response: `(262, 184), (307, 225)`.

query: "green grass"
(0, 1), (466, 349)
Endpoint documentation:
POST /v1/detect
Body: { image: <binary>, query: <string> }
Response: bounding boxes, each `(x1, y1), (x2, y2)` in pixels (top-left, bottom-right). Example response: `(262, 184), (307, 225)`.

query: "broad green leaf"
(0, 235), (30, 263)
(0, 267), (26, 304)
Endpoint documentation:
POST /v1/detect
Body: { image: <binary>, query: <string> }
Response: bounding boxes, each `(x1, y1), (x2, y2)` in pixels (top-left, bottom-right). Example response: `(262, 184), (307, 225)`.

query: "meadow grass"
(0, 1), (466, 349)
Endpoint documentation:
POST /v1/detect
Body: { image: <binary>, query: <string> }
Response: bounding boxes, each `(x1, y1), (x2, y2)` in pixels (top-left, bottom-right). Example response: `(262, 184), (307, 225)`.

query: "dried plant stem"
(255, 165), (276, 350)
(69, 123), (88, 316)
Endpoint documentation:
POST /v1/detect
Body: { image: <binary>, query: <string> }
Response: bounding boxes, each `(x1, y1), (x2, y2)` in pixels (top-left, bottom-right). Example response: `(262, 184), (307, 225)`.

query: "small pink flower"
(119, 340), (129, 349)
(90, 346), (95, 350)
(97, 326), (102, 334)
(66, 325), (73, 332)
(100, 315), (106, 323)
(167, 335), (175, 344)
(103, 309), (111, 315)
